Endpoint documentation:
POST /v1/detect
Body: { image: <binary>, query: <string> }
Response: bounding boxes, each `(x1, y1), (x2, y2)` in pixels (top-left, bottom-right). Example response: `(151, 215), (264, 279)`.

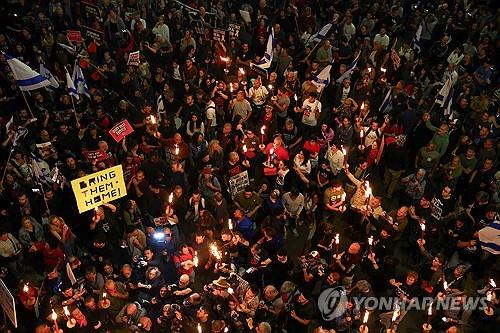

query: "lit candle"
(63, 306), (70, 319)
(193, 251), (198, 267)
(227, 287), (234, 294)
(260, 125), (266, 143)
(368, 67), (372, 73)
(242, 145), (247, 154)
(102, 292), (107, 300)
(360, 129), (364, 139)
(267, 148), (274, 165)
(150, 115), (156, 124)
(175, 144), (179, 156)
(489, 279), (496, 289)
(360, 311), (369, 332)
(51, 309), (59, 333)
(340, 192), (347, 212)
(168, 192), (174, 204)
(389, 306), (399, 330)
(197, 323), (202, 333)
(220, 56), (229, 63)
(360, 102), (365, 110)
(341, 145), (347, 165)
(368, 236), (373, 254)
(380, 67), (387, 73)
(238, 67), (245, 75)
(23, 283), (29, 293)
(209, 243), (221, 261)
(294, 94), (298, 107)
(426, 303), (433, 324)
(334, 233), (340, 259)
(443, 281), (448, 292)
(364, 181), (372, 207)
(228, 219), (233, 230)
(420, 222), (426, 241)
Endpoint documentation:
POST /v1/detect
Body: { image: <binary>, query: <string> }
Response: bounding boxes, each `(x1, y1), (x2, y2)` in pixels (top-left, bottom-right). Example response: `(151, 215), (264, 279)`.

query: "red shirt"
(265, 143), (289, 161)
(173, 248), (195, 275)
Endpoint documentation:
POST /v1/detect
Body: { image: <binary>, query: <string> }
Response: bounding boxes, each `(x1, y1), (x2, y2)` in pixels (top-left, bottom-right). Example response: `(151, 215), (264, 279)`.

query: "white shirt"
(131, 18), (147, 31)
(248, 86), (269, 106)
(302, 99), (321, 127)
(325, 148), (344, 173)
(206, 101), (217, 127)
(152, 23), (170, 43)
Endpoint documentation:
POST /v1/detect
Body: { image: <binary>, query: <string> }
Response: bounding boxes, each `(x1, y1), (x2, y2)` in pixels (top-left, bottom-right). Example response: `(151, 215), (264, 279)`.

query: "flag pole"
(0, 148), (14, 185)
(20, 90), (35, 118)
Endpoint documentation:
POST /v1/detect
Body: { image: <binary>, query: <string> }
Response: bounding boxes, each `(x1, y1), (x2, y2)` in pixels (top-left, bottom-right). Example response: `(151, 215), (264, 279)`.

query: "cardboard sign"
(0, 279), (17, 328)
(81, 1), (100, 21)
(71, 165), (127, 213)
(228, 23), (240, 41)
(212, 28), (227, 43)
(127, 51), (140, 66)
(67, 30), (84, 43)
(239, 10), (251, 23)
(83, 150), (108, 162)
(109, 119), (134, 142)
(81, 25), (104, 43)
(36, 142), (57, 159)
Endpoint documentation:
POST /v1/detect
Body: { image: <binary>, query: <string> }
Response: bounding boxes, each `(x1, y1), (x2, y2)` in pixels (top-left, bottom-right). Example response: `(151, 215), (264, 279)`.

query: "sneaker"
(293, 229), (299, 237)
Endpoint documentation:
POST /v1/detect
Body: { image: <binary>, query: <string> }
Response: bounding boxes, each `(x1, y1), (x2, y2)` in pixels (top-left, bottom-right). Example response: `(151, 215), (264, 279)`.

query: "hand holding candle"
(359, 310), (369, 332)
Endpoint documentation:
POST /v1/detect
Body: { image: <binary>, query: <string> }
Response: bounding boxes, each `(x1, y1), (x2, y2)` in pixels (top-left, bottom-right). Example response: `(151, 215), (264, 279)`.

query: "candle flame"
(427, 303), (433, 316)
(220, 56), (230, 62)
(260, 125), (266, 135)
(341, 145), (347, 156)
(269, 148), (274, 155)
(360, 129), (364, 138)
(420, 223), (426, 232)
(364, 181), (371, 198)
(238, 67), (245, 75)
(51, 309), (58, 321)
(209, 243), (221, 260)
(268, 84), (273, 90)
(391, 308), (400, 322)
(334, 233), (340, 245)
(490, 279), (496, 288)
(361, 102), (365, 109)
(294, 94), (298, 101)
(443, 281), (448, 291)
(486, 291), (493, 302)
(228, 219), (233, 230)
(228, 287), (234, 294)
(150, 115), (156, 124)
(242, 145), (247, 153)
(175, 144), (179, 155)
(193, 251), (198, 267)
(368, 236), (373, 246)
(341, 192), (346, 202)
(168, 192), (174, 203)
(23, 284), (29, 293)
(363, 311), (369, 323)
(102, 292), (107, 299)
(380, 67), (387, 73)
(63, 306), (70, 317)
(368, 67), (372, 73)
(230, 84), (234, 92)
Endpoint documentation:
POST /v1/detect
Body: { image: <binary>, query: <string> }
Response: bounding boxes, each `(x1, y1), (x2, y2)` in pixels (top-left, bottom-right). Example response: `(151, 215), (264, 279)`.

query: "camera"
(167, 284), (179, 292)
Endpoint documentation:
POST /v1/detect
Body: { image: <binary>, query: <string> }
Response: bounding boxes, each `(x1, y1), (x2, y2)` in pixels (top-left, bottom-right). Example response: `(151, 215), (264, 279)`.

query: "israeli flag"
(435, 79), (452, 107)
(39, 61), (60, 89)
(66, 68), (79, 100)
(413, 23), (423, 54)
(336, 52), (360, 83)
(312, 23), (333, 44)
(478, 220), (500, 255)
(379, 88), (393, 114)
(254, 28), (275, 69)
(312, 65), (331, 93)
(5, 54), (51, 91)
(71, 61), (90, 98)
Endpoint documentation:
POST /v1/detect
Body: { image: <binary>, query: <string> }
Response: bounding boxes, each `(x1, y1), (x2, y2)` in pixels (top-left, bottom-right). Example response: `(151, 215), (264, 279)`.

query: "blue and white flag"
(66, 68), (79, 100)
(31, 154), (53, 185)
(312, 65), (331, 92)
(336, 52), (360, 83)
(413, 23), (423, 54)
(435, 78), (452, 107)
(71, 61), (90, 97)
(478, 220), (500, 255)
(379, 88), (393, 114)
(253, 28), (274, 70)
(312, 23), (333, 44)
(5, 54), (51, 91)
(58, 43), (77, 56)
(39, 61), (60, 89)
(444, 95), (453, 116)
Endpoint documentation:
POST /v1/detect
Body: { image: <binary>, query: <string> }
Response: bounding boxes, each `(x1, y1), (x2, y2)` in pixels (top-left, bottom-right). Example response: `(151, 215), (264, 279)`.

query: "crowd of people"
(0, 0), (499, 333)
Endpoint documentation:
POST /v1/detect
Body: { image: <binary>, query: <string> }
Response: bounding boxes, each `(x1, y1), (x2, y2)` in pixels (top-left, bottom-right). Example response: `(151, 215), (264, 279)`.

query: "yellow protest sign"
(71, 165), (127, 213)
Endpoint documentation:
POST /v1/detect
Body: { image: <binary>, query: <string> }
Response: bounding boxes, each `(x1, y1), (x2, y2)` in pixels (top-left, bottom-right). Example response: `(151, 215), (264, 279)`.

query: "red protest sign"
(83, 150), (108, 162)
(109, 120), (134, 142)
(67, 30), (84, 43)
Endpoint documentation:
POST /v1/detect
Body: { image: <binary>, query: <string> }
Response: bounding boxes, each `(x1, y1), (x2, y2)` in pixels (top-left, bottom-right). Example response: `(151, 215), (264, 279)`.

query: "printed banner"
(67, 30), (83, 43)
(36, 142), (57, 159)
(81, 25), (104, 43)
(0, 279), (17, 328)
(83, 150), (108, 162)
(81, 1), (100, 21)
(127, 51), (140, 66)
(229, 171), (250, 197)
(212, 28), (227, 43)
(109, 119), (134, 142)
(71, 165), (127, 213)
(228, 23), (240, 41)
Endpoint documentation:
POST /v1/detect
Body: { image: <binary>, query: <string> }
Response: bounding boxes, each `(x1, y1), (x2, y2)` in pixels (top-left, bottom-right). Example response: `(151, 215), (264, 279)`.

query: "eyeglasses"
(164, 234), (172, 237)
